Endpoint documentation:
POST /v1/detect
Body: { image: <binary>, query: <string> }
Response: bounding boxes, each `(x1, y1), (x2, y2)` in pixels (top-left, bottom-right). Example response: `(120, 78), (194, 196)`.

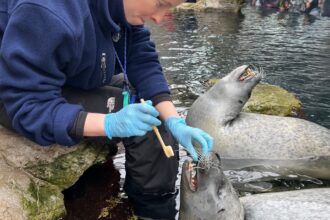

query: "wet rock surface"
(175, 0), (244, 13)
(0, 127), (109, 220)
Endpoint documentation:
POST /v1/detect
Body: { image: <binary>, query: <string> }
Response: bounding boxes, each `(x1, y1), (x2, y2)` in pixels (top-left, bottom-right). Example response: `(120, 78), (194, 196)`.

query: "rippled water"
(148, 5), (330, 128)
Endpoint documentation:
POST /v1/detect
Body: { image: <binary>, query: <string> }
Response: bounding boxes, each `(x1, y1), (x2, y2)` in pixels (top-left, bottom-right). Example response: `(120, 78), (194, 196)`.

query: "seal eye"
(239, 68), (255, 81)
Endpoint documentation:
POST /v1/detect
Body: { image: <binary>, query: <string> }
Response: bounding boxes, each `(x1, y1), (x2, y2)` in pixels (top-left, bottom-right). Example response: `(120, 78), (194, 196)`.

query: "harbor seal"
(241, 188), (330, 220)
(179, 153), (330, 220)
(186, 65), (330, 180)
(179, 152), (244, 220)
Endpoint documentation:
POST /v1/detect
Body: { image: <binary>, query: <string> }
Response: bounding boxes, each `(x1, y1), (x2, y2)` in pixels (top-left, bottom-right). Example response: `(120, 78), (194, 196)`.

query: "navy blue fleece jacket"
(0, 0), (170, 145)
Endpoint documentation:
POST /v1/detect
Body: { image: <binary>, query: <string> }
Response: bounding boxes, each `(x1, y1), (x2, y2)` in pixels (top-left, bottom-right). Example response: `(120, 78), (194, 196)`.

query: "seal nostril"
(247, 92), (252, 99)
(217, 208), (225, 213)
(238, 100), (243, 104)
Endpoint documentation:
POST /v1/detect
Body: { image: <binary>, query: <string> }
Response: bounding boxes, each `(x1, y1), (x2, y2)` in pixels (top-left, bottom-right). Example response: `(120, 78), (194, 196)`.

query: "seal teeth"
(191, 163), (197, 178)
(187, 161), (198, 192)
(239, 67), (256, 81)
(248, 68), (256, 77)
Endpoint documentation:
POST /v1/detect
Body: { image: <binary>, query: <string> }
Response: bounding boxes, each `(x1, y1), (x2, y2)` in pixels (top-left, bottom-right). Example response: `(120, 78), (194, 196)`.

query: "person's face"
(123, 0), (184, 25)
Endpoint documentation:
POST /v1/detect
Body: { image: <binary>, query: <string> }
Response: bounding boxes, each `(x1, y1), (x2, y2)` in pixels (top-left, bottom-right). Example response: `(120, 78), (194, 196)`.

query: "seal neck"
(207, 80), (244, 125)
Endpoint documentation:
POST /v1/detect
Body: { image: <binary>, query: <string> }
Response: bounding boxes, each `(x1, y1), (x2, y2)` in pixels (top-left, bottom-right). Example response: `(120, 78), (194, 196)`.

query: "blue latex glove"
(165, 117), (213, 161)
(104, 100), (161, 139)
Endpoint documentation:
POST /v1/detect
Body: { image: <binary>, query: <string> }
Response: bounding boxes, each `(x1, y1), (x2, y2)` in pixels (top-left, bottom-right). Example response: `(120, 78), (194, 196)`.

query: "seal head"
(179, 152), (244, 220)
(194, 65), (261, 126)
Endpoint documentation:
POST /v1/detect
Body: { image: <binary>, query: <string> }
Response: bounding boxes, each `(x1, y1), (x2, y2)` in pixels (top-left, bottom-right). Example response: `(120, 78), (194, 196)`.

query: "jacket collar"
(93, 0), (130, 33)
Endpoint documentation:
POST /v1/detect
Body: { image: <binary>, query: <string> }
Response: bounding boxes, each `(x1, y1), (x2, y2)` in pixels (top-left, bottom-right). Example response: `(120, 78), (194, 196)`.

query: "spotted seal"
(180, 153), (330, 220)
(241, 188), (330, 220)
(186, 65), (330, 180)
(179, 152), (244, 220)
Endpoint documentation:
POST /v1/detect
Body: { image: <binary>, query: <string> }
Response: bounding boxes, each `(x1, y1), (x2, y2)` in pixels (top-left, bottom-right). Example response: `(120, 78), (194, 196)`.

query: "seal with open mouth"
(179, 153), (330, 220)
(186, 65), (330, 180)
(179, 152), (244, 220)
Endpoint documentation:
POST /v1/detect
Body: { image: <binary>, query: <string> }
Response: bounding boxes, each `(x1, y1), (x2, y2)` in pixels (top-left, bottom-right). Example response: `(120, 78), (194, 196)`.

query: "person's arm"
(83, 113), (106, 136)
(126, 25), (171, 100)
(82, 100), (179, 137)
(0, 4), (82, 146)
(155, 101), (179, 120)
(161, 101), (214, 161)
(83, 101), (161, 139)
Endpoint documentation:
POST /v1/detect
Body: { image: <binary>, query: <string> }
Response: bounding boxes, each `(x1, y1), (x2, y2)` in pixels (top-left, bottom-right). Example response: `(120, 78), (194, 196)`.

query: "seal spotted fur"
(187, 65), (330, 180)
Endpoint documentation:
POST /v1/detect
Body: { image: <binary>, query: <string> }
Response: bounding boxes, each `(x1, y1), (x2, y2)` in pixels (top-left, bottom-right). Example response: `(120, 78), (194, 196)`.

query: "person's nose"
(150, 11), (167, 24)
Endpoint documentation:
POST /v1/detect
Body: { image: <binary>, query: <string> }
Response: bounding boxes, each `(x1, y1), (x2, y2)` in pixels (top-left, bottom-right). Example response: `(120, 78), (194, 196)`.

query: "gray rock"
(0, 127), (109, 220)
(175, 0), (243, 13)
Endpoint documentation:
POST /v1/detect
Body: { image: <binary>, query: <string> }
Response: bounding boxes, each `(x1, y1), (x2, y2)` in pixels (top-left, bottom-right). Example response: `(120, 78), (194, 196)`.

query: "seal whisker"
(250, 64), (265, 80)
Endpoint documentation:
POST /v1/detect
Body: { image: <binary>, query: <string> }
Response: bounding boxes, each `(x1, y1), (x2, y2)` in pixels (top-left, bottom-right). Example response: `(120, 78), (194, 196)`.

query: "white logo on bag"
(107, 97), (115, 113)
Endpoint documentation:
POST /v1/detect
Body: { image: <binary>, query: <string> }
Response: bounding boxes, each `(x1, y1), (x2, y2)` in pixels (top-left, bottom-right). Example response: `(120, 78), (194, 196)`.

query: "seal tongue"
(239, 67), (255, 81)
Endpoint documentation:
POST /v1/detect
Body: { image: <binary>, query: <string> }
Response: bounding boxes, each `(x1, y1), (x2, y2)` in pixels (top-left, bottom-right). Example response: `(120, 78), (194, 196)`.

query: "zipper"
(101, 52), (107, 83)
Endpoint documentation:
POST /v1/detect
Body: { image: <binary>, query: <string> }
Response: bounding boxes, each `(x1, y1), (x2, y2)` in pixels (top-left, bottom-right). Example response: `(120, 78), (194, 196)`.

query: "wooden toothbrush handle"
(153, 126), (167, 149)
(140, 99), (167, 148)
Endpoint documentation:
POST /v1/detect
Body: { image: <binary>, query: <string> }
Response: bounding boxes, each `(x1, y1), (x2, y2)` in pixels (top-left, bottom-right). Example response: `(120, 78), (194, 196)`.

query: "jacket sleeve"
(0, 4), (83, 146)
(126, 25), (170, 99)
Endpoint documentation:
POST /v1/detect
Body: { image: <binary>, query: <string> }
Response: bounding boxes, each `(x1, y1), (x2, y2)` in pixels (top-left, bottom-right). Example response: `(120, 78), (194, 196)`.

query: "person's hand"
(165, 117), (213, 161)
(104, 100), (161, 139)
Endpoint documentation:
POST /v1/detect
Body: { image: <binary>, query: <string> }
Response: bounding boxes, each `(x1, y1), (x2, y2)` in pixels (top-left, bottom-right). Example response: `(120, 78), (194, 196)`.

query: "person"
(303, 0), (320, 14)
(321, 0), (330, 16)
(0, 0), (214, 219)
(278, 0), (291, 12)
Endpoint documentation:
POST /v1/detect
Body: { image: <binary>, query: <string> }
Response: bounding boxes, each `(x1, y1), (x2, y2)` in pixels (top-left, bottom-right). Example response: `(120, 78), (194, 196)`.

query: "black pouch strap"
(62, 85), (124, 114)
(0, 101), (13, 130)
